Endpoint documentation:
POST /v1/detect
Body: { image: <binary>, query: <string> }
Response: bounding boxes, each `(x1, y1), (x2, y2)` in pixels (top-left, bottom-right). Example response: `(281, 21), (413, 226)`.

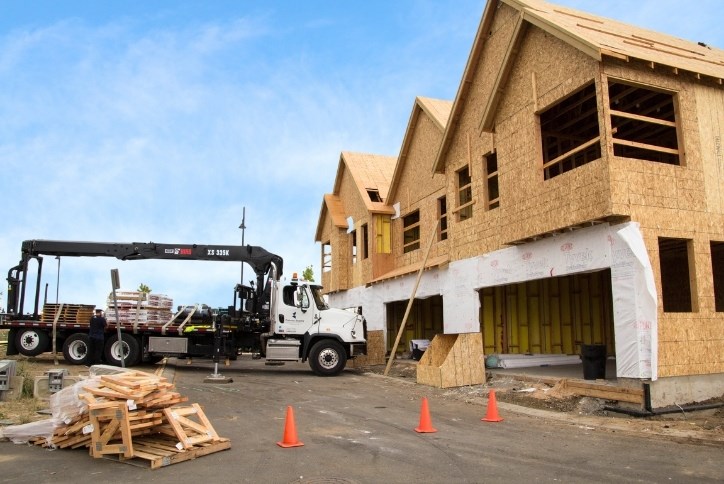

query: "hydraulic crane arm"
(6, 239), (283, 317)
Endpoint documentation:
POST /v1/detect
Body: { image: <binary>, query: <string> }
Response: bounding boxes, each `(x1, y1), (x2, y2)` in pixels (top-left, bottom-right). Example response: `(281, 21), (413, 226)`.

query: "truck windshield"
(310, 286), (329, 310)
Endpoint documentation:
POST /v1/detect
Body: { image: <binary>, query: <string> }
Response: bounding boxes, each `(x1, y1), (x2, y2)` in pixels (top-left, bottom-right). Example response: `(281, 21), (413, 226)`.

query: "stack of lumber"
(30, 370), (230, 469)
(106, 290), (173, 326)
(41, 304), (96, 324)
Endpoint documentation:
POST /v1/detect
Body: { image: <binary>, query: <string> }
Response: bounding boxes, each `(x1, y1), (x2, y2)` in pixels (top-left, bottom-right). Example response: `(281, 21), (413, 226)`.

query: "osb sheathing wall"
(390, 107), (448, 267)
(436, 7), (723, 378)
(601, 65), (724, 377)
(493, 27), (611, 244)
(318, 221), (347, 294)
(438, 3), (519, 261)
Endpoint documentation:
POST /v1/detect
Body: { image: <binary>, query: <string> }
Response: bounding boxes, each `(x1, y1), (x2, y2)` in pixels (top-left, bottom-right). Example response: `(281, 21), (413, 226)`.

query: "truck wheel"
(14, 328), (50, 357)
(62, 334), (90, 365)
(104, 333), (141, 367)
(308, 339), (347, 376)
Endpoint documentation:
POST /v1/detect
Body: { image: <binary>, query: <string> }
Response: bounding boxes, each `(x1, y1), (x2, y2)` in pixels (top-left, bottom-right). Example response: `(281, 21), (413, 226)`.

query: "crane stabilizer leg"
(204, 310), (233, 384)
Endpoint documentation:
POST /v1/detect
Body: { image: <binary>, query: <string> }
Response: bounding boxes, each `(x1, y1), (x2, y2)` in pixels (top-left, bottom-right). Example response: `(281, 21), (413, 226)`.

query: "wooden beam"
(563, 379), (644, 404)
(612, 138), (679, 155)
(600, 48), (628, 61)
(609, 109), (677, 128)
(543, 136), (601, 169)
(451, 198), (476, 214)
(384, 220), (439, 376)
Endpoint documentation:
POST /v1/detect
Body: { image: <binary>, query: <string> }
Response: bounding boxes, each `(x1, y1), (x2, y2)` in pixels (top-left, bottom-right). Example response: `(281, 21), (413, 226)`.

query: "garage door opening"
(479, 269), (615, 358)
(385, 295), (444, 356)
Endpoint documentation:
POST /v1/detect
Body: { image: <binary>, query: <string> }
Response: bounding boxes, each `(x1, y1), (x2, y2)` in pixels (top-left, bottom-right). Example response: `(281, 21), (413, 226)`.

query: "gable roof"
(388, 96), (452, 201)
(314, 193), (348, 242)
(480, 0), (724, 131)
(509, 0), (724, 78)
(433, 0), (724, 171)
(315, 151), (396, 242)
(334, 151), (397, 213)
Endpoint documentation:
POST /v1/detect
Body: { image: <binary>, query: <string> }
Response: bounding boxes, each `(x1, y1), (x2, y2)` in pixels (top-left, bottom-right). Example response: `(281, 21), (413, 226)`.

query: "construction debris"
(2, 369), (229, 469)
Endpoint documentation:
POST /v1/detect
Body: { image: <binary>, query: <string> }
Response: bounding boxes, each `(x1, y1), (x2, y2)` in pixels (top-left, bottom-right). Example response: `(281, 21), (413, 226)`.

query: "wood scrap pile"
(30, 370), (230, 469)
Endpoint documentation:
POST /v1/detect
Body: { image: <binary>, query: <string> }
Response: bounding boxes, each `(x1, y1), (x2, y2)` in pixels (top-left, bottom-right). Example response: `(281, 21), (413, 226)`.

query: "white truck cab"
(267, 273), (367, 375)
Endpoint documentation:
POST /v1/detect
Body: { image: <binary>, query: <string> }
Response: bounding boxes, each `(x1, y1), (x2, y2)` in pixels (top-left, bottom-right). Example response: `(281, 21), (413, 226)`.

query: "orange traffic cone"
(277, 406), (304, 447)
(414, 397), (437, 433)
(481, 389), (503, 422)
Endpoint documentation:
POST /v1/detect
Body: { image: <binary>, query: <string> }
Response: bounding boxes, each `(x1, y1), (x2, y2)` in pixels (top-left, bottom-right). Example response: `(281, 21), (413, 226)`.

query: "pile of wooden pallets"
(31, 370), (230, 469)
(41, 304), (96, 324)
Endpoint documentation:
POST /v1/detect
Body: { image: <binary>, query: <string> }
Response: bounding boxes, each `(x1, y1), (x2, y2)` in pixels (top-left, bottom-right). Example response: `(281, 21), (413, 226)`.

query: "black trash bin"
(581, 344), (607, 380)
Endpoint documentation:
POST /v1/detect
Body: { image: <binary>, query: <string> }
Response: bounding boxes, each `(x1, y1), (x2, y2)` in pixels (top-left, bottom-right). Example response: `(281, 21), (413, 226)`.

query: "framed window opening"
(658, 237), (696, 312)
(608, 80), (680, 166)
(712, 241), (723, 312)
(454, 165), (473, 221)
(367, 189), (382, 202)
(403, 210), (421, 253)
(362, 223), (369, 259)
(437, 196), (448, 241)
(350, 230), (357, 265)
(540, 81), (601, 180)
(322, 242), (332, 273)
(484, 152), (499, 210)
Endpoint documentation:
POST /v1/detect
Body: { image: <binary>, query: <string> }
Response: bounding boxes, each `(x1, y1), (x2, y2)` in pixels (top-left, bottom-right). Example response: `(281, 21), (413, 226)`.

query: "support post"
(110, 269), (125, 368)
(384, 220), (439, 376)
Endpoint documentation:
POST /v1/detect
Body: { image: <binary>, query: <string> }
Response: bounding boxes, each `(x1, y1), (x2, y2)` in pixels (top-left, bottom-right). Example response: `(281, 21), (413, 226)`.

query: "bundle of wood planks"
(41, 304), (96, 324)
(31, 370), (230, 469)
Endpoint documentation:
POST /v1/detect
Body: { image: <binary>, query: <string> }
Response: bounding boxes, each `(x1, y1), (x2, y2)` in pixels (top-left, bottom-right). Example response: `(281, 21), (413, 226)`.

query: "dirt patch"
(0, 341), (90, 425)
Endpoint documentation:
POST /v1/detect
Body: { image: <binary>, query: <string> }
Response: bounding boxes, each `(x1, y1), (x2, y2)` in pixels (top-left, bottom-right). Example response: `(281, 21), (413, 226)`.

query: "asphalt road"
(0, 358), (722, 483)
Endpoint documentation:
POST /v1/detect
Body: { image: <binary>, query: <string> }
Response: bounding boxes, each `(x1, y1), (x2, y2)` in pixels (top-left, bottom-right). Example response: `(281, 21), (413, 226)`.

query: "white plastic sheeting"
(486, 353), (583, 369)
(329, 221), (658, 380)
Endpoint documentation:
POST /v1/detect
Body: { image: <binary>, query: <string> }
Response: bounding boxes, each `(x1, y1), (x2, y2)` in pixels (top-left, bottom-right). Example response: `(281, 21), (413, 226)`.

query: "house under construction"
(315, 0), (724, 408)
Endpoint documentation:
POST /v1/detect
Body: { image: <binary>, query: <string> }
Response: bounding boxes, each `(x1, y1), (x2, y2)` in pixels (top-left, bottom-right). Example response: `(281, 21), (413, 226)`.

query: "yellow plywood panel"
(480, 290), (496, 354)
(518, 282), (529, 353)
(549, 294), (561, 354)
(528, 294), (541, 352)
(507, 289), (520, 352)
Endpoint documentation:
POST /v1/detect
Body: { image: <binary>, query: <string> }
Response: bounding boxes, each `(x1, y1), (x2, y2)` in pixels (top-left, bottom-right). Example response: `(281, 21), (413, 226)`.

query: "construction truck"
(1, 240), (366, 376)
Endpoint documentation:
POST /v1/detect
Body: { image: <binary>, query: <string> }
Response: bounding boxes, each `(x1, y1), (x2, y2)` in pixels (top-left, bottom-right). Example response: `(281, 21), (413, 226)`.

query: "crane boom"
(7, 239), (283, 316)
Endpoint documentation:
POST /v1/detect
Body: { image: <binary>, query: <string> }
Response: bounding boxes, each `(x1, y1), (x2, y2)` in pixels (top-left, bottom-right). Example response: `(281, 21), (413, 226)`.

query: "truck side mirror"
(297, 289), (310, 312)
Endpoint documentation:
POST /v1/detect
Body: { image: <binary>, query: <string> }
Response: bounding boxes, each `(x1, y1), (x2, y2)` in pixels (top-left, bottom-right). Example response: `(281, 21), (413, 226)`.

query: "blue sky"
(1, 1), (722, 311)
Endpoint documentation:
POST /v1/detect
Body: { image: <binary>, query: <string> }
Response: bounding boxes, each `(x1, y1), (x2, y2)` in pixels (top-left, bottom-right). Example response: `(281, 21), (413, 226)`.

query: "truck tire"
(14, 328), (50, 357)
(104, 333), (141, 367)
(308, 339), (347, 376)
(62, 333), (90, 365)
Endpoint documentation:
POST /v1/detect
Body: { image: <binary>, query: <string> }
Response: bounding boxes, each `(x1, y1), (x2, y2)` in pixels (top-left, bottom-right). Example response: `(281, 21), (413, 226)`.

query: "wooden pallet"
(163, 403), (220, 449)
(41, 303), (96, 324)
(105, 434), (231, 469)
(88, 401), (133, 458)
